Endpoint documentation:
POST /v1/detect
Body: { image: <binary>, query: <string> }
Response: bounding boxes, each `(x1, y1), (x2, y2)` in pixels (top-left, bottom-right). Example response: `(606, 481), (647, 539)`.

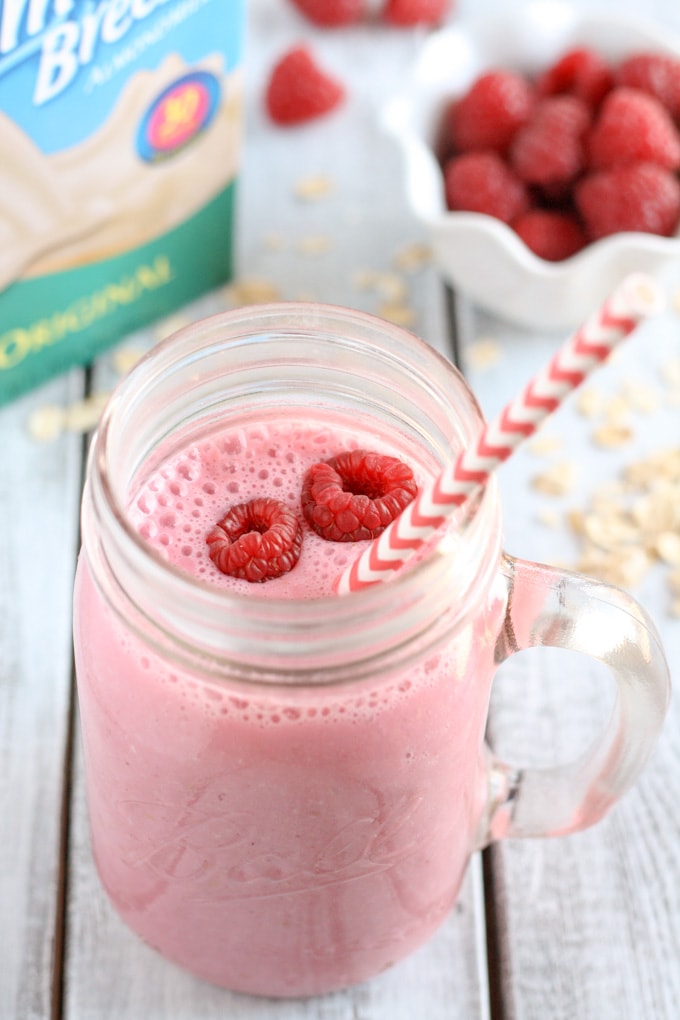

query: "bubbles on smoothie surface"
(128, 415), (426, 598)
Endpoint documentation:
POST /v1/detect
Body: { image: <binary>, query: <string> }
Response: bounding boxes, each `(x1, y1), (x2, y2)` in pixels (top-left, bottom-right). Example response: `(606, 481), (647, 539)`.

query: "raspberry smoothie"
(74, 406), (503, 996)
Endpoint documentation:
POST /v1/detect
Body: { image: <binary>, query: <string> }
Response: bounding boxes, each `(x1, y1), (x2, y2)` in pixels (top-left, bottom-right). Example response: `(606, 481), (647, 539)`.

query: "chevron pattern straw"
(338, 273), (664, 595)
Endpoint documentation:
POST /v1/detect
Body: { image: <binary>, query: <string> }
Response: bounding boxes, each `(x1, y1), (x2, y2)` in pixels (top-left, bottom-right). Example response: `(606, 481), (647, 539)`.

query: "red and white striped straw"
(337, 273), (664, 595)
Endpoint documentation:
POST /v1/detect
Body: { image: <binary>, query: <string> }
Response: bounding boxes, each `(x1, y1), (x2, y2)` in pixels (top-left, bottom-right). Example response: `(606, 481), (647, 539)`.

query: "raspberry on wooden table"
(536, 47), (614, 108)
(382, 0), (450, 26)
(617, 52), (680, 120)
(446, 71), (536, 154)
(587, 86), (680, 170)
(444, 151), (529, 223)
(510, 95), (591, 187)
(207, 498), (303, 582)
(301, 450), (417, 542)
(265, 45), (345, 126)
(575, 161), (680, 239)
(288, 0), (364, 26)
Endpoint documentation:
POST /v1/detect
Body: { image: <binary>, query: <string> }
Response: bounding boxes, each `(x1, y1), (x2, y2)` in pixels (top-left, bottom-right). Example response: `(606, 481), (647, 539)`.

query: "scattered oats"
(576, 545), (651, 588)
(467, 338), (502, 371)
(392, 242), (432, 272)
(655, 531), (680, 566)
(594, 479), (626, 499)
(293, 174), (334, 201)
(27, 390), (115, 440)
(294, 290), (317, 302)
(590, 483), (626, 518)
(351, 268), (409, 303)
(619, 379), (660, 414)
(603, 394), (630, 422)
(352, 268), (380, 290)
(661, 358), (680, 408)
(64, 393), (110, 433)
(377, 302), (416, 327)
(112, 346), (144, 376)
(531, 460), (577, 496)
(565, 445), (680, 612)
(591, 422), (634, 448)
(661, 357), (680, 387)
(27, 404), (65, 442)
(296, 234), (333, 256)
(576, 387), (604, 418)
(375, 272), (408, 303)
(575, 546), (614, 578)
(583, 512), (639, 551)
(567, 508), (586, 534)
(151, 313), (190, 342)
(631, 487), (680, 533)
(671, 598), (680, 618)
(536, 507), (561, 528)
(262, 231), (286, 251)
(528, 433), (562, 456)
(624, 460), (656, 488)
(224, 277), (281, 305)
(625, 449), (680, 487)
(616, 547), (654, 588)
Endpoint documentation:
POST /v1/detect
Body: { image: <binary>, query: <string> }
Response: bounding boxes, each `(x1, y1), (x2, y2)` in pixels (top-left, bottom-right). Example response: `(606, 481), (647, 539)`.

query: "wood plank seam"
(50, 368), (93, 1020)
(445, 284), (508, 1020)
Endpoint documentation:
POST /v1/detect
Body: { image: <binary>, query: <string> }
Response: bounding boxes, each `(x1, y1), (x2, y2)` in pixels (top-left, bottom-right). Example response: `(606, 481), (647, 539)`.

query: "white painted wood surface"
(2, 0), (680, 1018)
(0, 370), (85, 1020)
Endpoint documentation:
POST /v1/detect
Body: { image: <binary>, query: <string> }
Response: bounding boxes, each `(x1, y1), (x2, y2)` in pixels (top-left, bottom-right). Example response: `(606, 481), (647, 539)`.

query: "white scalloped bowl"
(383, 1), (680, 330)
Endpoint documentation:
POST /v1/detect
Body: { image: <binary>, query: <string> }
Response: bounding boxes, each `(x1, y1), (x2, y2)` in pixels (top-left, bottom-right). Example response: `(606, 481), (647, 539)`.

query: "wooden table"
(3, 1), (680, 1016)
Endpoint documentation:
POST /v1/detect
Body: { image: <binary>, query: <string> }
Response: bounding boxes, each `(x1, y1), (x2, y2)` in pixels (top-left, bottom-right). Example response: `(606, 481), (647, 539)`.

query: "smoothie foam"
(128, 410), (439, 598)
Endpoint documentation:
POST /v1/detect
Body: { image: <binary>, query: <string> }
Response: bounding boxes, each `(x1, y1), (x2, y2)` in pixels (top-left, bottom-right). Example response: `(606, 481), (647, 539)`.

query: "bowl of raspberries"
(384, 1), (680, 329)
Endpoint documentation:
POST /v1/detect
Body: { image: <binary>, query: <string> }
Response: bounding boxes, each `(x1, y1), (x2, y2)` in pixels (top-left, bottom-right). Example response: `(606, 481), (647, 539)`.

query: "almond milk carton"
(0, 0), (245, 405)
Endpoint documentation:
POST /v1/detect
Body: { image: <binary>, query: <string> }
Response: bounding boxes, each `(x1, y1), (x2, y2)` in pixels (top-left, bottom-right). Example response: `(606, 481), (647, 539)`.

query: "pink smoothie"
(73, 409), (503, 996)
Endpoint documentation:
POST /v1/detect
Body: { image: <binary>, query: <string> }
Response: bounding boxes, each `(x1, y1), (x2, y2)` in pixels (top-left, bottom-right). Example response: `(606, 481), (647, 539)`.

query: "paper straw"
(338, 273), (664, 595)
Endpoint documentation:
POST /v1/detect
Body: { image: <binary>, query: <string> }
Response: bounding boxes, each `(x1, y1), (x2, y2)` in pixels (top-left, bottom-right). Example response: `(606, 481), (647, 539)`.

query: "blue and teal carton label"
(0, 0), (245, 405)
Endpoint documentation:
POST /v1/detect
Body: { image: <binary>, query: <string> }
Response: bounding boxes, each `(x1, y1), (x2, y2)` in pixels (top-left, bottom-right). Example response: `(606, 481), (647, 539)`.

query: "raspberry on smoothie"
(128, 414), (424, 599)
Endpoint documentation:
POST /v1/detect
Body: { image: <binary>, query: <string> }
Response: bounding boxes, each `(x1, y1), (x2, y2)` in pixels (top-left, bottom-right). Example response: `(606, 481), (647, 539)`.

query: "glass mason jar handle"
(477, 554), (671, 847)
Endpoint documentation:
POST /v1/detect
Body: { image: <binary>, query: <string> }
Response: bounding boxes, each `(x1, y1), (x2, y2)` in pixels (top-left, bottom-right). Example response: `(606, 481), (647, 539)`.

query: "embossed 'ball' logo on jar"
(136, 71), (221, 163)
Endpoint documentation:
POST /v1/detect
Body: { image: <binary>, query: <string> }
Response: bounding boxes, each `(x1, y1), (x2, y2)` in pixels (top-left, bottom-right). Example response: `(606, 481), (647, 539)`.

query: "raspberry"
(587, 86), (680, 170)
(575, 162), (680, 240)
(616, 52), (680, 120)
(265, 46), (345, 126)
(444, 151), (529, 223)
(207, 498), (303, 582)
(382, 0), (450, 26)
(513, 209), (587, 261)
(446, 71), (535, 154)
(288, 0), (364, 26)
(510, 95), (591, 187)
(301, 450), (417, 542)
(536, 47), (613, 108)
